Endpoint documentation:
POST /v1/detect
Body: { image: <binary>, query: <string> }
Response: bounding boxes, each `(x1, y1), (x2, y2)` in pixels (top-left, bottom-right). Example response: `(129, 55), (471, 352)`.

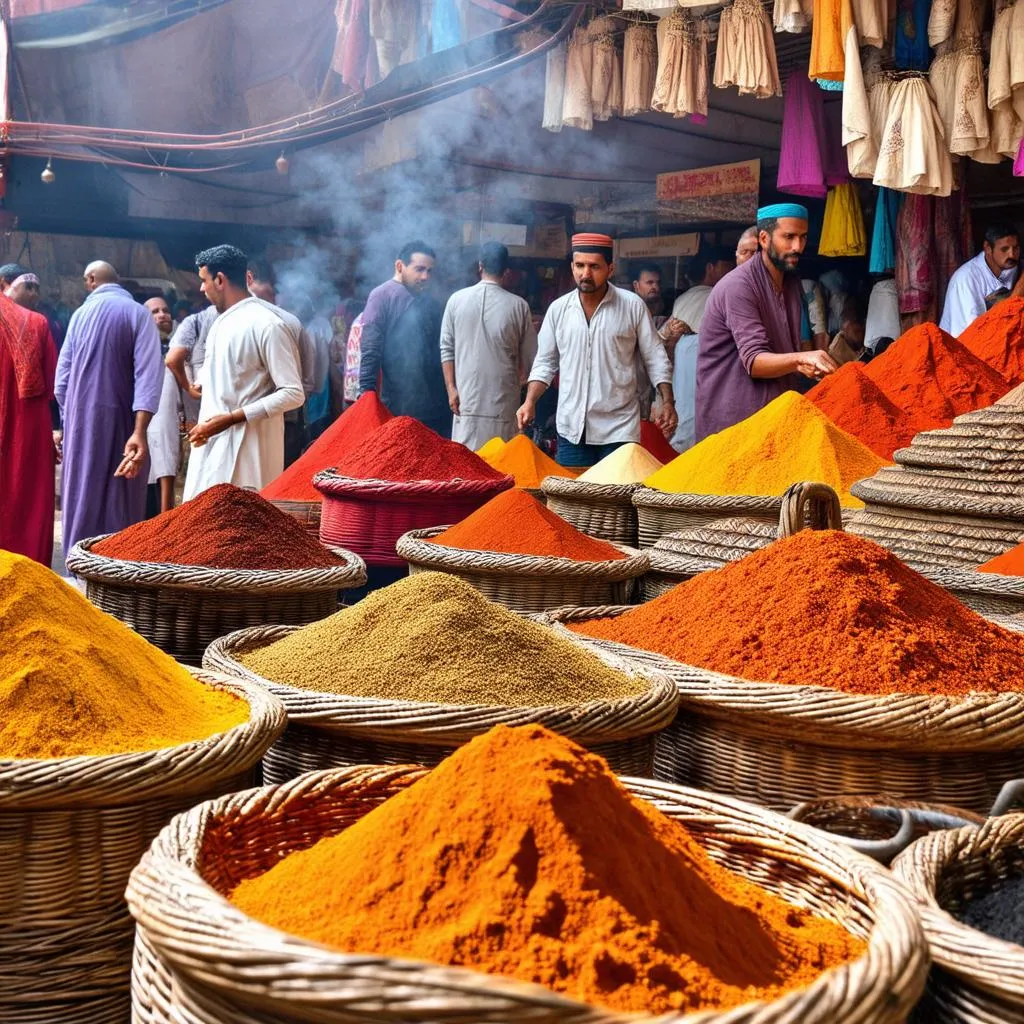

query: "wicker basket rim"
(66, 536), (367, 593)
(631, 487), (784, 510)
(127, 765), (927, 1024)
(0, 669), (286, 809)
(313, 470), (514, 496)
(395, 528), (649, 580)
(540, 475), (644, 499)
(921, 564), (1024, 597)
(540, 605), (1024, 750)
(202, 624), (680, 742)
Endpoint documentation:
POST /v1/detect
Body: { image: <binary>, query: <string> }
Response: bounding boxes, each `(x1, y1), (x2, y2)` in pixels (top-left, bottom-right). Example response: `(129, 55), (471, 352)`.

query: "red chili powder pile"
(229, 724), (862, 1015)
(572, 530), (1024, 697)
(262, 392), (392, 502)
(958, 297), (1024, 384)
(863, 324), (1010, 432)
(431, 488), (626, 561)
(640, 419), (680, 464)
(808, 363), (918, 459)
(978, 542), (1024, 576)
(93, 484), (344, 570)
(330, 416), (507, 483)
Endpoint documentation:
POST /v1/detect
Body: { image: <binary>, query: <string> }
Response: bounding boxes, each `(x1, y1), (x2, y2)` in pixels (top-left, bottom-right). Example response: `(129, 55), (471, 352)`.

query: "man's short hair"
(984, 223), (1020, 248)
(689, 246), (732, 280)
(0, 263), (28, 282)
(398, 240), (436, 264)
(479, 242), (509, 276)
(195, 245), (248, 287)
(572, 247), (613, 265)
(633, 262), (662, 281)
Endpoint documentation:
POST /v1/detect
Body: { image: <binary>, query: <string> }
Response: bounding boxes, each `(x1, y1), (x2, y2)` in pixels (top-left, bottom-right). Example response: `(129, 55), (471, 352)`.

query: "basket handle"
(778, 482), (844, 538)
(989, 778), (1024, 816)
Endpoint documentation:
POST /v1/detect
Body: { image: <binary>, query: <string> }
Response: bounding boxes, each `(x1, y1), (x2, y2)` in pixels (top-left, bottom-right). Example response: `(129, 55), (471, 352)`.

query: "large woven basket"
(65, 537), (367, 666)
(630, 487), (783, 548)
(0, 670), (285, 1024)
(892, 814), (1024, 1022)
(314, 471), (514, 567)
(540, 605), (1024, 814)
(640, 483), (844, 599)
(540, 476), (643, 546)
(267, 497), (321, 537)
(125, 765), (928, 1024)
(918, 564), (1024, 617)
(204, 624), (679, 785)
(395, 527), (649, 613)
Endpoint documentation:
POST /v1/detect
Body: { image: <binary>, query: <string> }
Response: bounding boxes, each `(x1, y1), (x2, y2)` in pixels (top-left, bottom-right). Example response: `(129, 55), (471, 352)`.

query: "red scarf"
(0, 293), (45, 399)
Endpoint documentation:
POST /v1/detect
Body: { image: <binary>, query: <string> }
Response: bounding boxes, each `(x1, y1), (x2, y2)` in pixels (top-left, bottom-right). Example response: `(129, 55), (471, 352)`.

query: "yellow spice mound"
(644, 391), (888, 508)
(476, 435), (579, 489)
(579, 442), (663, 485)
(0, 551), (247, 759)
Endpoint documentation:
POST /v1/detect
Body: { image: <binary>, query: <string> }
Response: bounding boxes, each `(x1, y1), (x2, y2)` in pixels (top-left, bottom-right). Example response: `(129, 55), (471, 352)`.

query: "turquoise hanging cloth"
(816, 78), (843, 91)
(432, 0), (462, 52)
(870, 188), (903, 274)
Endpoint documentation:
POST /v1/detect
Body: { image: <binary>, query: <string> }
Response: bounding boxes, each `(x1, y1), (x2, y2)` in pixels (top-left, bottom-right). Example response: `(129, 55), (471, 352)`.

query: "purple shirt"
(694, 256), (802, 441)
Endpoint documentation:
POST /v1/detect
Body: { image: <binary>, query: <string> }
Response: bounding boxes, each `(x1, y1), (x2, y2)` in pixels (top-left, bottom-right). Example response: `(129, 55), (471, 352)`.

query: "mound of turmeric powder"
(230, 724), (863, 1014)
(0, 551), (246, 759)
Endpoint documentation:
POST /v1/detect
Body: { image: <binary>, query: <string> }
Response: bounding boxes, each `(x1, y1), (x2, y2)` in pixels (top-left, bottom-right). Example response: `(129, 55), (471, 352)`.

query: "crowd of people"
(0, 205), (1020, 574)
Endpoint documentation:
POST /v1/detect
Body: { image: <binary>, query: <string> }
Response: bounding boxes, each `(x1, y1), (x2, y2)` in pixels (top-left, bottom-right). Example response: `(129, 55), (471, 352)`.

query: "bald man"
(55, 263), (163, 565)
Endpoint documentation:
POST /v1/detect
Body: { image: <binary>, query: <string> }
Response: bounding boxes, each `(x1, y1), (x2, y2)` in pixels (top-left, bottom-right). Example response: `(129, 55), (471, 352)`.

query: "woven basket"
(267, 497), (321, 537)
(0, 670), (285, 1024)
(314, 471), (514, 567)
(204, 624), (679, 785)
(540, 605), (1024, 814)
(126, 765), (928, 1024)
(540, 476), (643, 546)
(395, 527), (649, 613)
(916, 565), (1024, 616)
(640, 483), (843, 599)
(65, 537), (367, 666)
(892, 814), (1024, 1022)
(631, 488), (782, 548)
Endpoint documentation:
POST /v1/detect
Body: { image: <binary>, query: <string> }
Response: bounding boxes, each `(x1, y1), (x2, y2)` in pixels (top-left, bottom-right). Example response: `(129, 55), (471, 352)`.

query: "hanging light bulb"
(275, 151), (289, 175)
(41, 158), (55, 185)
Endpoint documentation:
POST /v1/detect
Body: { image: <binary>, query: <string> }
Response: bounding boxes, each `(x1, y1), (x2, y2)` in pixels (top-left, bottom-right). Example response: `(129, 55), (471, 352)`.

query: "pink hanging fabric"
(1016, 139), (1024, 176)
(777, 74), (830, 197)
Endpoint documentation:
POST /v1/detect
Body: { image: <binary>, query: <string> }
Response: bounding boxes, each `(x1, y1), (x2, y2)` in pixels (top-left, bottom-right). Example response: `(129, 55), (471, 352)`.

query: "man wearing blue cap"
(693, 203), (837, 441)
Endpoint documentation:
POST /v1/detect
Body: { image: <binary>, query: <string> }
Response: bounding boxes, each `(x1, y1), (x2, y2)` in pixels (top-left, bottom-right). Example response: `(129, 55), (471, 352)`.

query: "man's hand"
(114, 432), (148, 478)
(660, 318), (686, 344)
(516, 399), (536, 431)
(654, 405), (678, 438)
(189, 412), (238, 448)
(53, 430), (63, 464)
(187, 382), (202, 401)
(795, 349), (839, 381)
(447, 386), (461, 416)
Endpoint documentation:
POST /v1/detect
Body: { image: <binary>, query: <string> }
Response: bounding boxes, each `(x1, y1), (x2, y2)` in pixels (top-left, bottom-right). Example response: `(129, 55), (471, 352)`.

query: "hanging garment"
(774, 0), (813, 33)
(895, 0), (931, 69)
(589, 17), (623, 121)
(714, 0), (781, 98)
(653, 11), (709, 118)
(989, 102), (1024, 160)
(989, 1), (1024, 126)
(652, 11), (686, 113)
(930, 43), (989, 157)
(842, 39), (876, 175)
(895, 193), (936, 315)
(1016, 138), (1024, 175)
(623, 19), (658, 117)
(823, 94), (851, 182)
(820, 184), (868, 256)
(370, 0), (419, 78)
(933, 187), (964, 315)
(874, 75), (953, 195)
(542, 42), (566, 132)
(561, 26), (594, 131)
(927, 0), (956, 46)
(431, 0), (461, 52)
(870, 187), (902, 272)
(810, 0), (855, 82)
(333, 0), (379, 91)
(851, 0), (887, 47)
(777, 74), (830, 196)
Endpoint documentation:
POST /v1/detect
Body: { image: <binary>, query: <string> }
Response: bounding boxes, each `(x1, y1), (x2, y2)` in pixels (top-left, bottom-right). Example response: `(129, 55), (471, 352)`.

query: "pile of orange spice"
(229, 724), (863, 1014)
(572, 530), (1024, 697)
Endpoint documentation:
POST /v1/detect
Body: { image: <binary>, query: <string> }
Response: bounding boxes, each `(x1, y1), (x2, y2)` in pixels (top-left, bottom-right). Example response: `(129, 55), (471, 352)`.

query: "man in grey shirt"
(166, 304), (217, 427)
(441, 242), (538, 449)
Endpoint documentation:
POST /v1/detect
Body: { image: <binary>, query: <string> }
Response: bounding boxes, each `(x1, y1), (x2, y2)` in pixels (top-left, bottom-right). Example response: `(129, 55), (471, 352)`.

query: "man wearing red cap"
(516, 233), (676, 467)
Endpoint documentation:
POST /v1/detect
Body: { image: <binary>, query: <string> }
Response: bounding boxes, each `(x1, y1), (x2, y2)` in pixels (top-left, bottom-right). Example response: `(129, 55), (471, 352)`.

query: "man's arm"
(54, 324), (73, 416)
(515, 309), (558, 429)
(358, 288), (388, 394)
(517, 305), (539, 383)
(440, 297), (459, 414)
(166, 315), (202, 398)
(635, 306), (677, 435)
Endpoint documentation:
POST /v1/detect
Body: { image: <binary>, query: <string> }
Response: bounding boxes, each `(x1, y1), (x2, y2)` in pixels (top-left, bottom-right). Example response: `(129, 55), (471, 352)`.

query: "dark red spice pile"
(330, 416), (507, 483)
(93, 484), (345, 570)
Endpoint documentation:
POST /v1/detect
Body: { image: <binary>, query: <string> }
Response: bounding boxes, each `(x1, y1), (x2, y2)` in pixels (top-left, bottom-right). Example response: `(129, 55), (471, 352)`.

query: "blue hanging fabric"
(870, 188), (904, 274)
(432, 0), (462, 52)
(816, 78), (844, 91)
(895, 0), (931, 70)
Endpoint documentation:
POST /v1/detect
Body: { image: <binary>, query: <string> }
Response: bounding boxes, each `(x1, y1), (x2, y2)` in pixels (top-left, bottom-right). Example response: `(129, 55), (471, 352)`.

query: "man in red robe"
(0, 291), (59, 565)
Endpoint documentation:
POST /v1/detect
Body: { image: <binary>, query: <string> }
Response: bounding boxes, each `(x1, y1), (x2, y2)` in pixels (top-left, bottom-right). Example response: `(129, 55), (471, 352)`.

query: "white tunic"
(183, 297), (304, 501)
(939, 251), (1019, 337)
(147, 366), (182, 483)
(671, 284), (712, 333)
(530, 285), (672, 445)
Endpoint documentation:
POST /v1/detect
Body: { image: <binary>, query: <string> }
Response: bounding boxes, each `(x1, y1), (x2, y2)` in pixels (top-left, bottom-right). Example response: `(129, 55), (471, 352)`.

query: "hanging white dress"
(874, 75), (953, 195)
(622, 19), (658, 116)
(542, 42), (567, 132)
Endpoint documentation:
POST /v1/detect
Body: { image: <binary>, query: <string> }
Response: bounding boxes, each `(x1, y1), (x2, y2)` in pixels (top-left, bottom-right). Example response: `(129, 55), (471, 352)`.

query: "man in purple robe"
(55, 261), (162, 564)
(694, 204), (838, 442)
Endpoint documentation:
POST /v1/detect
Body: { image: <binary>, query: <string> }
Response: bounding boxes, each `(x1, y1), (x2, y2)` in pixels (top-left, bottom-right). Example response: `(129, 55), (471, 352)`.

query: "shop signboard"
(655, 159), (760, 223)
(614, 232), (700, 261)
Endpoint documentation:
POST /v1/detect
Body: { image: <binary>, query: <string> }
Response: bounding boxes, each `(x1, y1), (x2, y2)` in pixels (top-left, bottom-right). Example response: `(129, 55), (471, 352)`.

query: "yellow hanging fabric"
(819, 184), (867, 257)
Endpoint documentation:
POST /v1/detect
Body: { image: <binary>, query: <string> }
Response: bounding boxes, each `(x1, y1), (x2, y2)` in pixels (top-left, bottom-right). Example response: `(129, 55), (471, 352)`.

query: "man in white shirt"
(671, 245), (735, 336)
(516, 233), (676, 468)
(940, 224), (1020, 337)
(183, 245), (304, 500)
(441, 242), (538, 449)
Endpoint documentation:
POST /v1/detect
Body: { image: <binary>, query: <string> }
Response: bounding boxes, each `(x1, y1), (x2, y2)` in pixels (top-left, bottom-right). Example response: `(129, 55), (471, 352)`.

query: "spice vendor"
(516, 232), (677, 468)
(693, 204), (837, 442)
(940, 223), (1023, 338)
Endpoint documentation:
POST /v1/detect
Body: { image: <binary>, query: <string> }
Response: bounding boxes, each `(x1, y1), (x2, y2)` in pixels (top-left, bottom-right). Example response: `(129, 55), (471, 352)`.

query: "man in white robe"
(940, 224), (1020, 337)
(183, 245), (304, 500)
(144, 297), (182, 515)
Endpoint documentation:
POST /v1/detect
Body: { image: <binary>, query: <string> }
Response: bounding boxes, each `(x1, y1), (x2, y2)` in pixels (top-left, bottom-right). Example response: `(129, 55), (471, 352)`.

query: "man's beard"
(767, 242), (799, 274)
(577, 280), (599, 292)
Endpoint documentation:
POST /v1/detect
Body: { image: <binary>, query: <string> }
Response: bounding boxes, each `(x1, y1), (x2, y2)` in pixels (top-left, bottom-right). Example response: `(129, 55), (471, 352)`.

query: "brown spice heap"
(572, 530), (1024, 697)
(240, 572), (644, 705)
(230, 724), (864, 1014)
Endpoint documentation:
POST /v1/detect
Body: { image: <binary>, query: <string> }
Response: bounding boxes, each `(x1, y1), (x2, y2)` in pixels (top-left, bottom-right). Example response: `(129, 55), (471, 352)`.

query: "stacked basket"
(541, 476), (644, 546)
(204, 628), (679, 783)
(0, 671), (284, 1024)
(65, 538), (367, 665)
(126, 766), (929, 1024)
(849, 401), (1024, 570)
(314, 471), (513, 567)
